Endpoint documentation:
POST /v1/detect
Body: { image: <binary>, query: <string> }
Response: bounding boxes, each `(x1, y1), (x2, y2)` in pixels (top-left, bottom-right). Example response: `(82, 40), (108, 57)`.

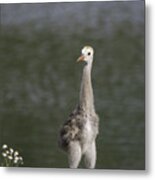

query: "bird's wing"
(59, 112), (85, 149)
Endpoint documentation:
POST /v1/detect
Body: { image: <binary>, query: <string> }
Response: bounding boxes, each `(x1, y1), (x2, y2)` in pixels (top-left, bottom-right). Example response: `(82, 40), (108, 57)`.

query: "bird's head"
(77, 46), (94, 64)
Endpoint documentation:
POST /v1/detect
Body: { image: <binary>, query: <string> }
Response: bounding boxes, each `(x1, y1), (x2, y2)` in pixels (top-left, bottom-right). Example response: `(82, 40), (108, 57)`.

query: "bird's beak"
(77, 55), (85, 62)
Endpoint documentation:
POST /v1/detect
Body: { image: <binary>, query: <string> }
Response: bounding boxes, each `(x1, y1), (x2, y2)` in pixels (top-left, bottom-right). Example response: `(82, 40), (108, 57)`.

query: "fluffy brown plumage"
(60, 105), (99, 151)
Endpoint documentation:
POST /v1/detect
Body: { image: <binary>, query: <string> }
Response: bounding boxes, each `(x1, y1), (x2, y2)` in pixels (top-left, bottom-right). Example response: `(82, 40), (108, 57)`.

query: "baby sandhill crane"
(59, 46), (99, 168)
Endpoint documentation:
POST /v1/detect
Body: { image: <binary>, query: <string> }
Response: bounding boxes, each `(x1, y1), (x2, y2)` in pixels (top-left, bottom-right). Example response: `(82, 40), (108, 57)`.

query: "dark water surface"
(0, 1), (145, 169)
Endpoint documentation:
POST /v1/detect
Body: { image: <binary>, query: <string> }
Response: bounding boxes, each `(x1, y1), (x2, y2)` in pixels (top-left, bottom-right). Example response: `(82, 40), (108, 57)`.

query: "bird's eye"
(88, 52), (91, 56)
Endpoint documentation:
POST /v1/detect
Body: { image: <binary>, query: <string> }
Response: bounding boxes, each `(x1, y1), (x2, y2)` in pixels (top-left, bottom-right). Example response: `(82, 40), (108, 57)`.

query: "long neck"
(79, 61), (95, 113)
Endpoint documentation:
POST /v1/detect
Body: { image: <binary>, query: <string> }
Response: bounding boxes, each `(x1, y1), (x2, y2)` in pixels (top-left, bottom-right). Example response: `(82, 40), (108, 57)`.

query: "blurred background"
(0, 1), (145, 169)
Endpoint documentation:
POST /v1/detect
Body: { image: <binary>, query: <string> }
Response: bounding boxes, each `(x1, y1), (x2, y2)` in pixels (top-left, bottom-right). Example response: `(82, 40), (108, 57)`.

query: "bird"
(59, 46), (99, 169)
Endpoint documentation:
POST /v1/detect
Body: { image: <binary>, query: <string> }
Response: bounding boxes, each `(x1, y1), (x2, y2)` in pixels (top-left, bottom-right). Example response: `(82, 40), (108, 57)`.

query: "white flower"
(15, 156), (19, 161)
(8, 155), (13, 160)
(6, 150), (10, 155)
(9, 148), (14, 154)
(19, 156), (23, 161)
(14, 151), (19, 156)
(2, 152), (7, 157)
(13, 159), (18, 164)
(2, 144), (8, 149)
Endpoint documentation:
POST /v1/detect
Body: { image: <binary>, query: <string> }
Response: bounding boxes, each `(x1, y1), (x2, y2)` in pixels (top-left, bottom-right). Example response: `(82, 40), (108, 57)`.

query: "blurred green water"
(0, 1), (145, 169)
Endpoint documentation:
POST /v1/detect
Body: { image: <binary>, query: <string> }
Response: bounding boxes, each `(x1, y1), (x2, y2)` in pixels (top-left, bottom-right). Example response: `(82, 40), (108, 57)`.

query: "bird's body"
(60, 105), (99, 153)
(59, 46), (99, 168)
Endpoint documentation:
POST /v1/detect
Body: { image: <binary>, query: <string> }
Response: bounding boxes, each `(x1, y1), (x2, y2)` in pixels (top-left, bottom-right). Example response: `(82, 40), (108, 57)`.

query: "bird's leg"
(83, 141), (96, 169)
(68, 141), (82, 168)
